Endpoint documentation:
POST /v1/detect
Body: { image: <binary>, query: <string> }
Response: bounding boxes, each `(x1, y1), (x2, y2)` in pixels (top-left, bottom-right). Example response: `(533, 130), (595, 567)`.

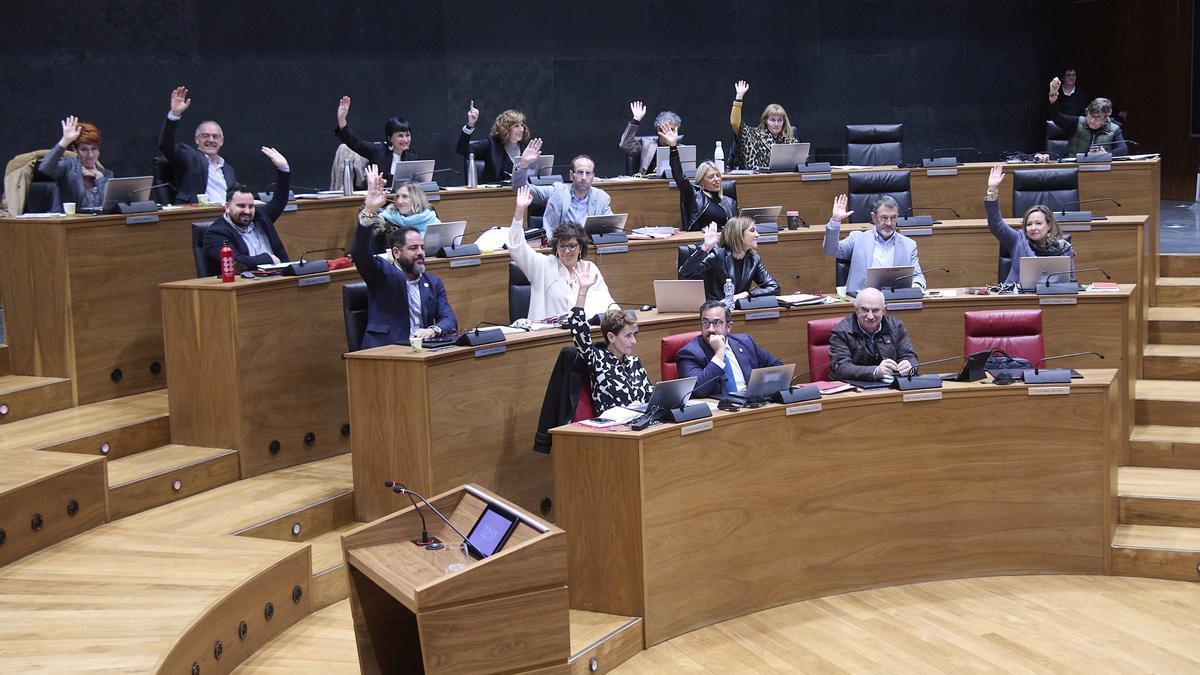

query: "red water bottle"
(219, 240), (235, 282)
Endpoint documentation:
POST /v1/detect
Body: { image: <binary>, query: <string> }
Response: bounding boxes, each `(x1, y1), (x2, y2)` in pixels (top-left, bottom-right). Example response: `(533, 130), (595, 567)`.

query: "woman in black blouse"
(456, 100), (532, 184)
(679, 216), (780, 302)
(659, 125), (736, 231)
(569, 269), (653, 412)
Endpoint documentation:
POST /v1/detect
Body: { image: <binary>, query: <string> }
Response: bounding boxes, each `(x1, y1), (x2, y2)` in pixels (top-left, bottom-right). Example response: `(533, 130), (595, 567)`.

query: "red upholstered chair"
(806, 317), (842, 382)
(572, 378), (595, 422)
(963, 309), (1045, 363)
(660, 331), (701, 380)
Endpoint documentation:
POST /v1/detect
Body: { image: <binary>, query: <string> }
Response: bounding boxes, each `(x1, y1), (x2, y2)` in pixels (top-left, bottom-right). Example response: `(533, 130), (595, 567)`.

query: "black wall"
(1, 1), (1068, 194)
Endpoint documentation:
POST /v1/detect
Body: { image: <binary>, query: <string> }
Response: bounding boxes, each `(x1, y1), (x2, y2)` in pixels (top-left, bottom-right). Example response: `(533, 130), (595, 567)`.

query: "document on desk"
(596, 406), (642, 424)
(778, 293), (825, 305)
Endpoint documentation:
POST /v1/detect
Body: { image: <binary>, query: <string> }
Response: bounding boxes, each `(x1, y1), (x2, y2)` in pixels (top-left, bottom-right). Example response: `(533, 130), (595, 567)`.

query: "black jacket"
(678, 246), (780, 302)
(827, 313), (919, 381)
(158, 116), (237, 204)
(670, 145), (735, 231)
(333, 123), (417, 183)
(534, 346), (589, 454)
(457, 129), (525, 184)
(203, 169), (290, 271)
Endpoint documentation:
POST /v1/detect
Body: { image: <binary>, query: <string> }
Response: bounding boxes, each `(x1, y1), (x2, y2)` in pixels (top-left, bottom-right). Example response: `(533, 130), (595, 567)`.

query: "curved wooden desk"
(551, 370), (1119, 646)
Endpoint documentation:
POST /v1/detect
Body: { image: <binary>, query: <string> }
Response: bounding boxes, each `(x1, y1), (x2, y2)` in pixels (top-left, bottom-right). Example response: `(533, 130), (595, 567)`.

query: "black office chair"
(509, 262), (532, 323)
(835, 258), (852, 287)
(191, 221), (213, 277)
(465, 158), (487, 184)
(846, 124), (904, 166)
(1012, 168), (1079, 216)
(676, 243), (700, 274)
(997, 233), (1073, 284)
(24, 180), (60, 214)
(677, 179), (739, 231)
(846, 171), (912, 224)
(624, 154), (639, 175)
(343, 282), (369, 352)
(1045, 120), (1072, 159)
(153, 155), (176, 205)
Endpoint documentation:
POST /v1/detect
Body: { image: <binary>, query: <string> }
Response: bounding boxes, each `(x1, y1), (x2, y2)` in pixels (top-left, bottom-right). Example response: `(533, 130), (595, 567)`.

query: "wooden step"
(0, 375), (71, 425)
(1111, 524), (1200, 582)
(235, 599), (360, 674)
(106, 445), (240, 520)
(0, 389), (169, 458)
(1119, 467), (1200, 527)
(1148, 307), (1200, 345)
(1156, 277), (1200, 307)
(1131, 425), (1200, 469)
(568, 610), (643, 675)
(307, 524), (364, 611)
(1161, 254), (1200, 278)
(1143, 344), (1200, 380)
(1135, 380), (1200, 426)
(0, 449), (107, 567)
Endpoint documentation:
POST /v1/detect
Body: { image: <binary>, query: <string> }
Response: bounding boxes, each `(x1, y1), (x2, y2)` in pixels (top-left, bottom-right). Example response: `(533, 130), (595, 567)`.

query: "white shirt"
(390, 152), (404, 178)
(205, 156), (228, 205)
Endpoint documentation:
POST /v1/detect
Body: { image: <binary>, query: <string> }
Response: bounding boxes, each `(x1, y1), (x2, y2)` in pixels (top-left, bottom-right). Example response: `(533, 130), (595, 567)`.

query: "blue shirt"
(565, 192), (590, 227)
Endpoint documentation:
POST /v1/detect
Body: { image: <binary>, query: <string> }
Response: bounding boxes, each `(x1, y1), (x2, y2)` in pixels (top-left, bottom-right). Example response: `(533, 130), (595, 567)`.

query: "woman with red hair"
(38, 115), (112, 210)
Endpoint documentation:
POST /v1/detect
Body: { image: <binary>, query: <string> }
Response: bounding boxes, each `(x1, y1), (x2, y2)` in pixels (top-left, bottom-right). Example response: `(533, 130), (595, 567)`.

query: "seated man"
(159, 86), (236, 204)
(1047, 77), (1128, 157)
(822, 193), (925, 296)
(202, 147), (292, 272)
(353, 165), (457, 349)
(828, 287), (918, 382)
(511, 138), (612, 236)
(675, 300), (783, 399)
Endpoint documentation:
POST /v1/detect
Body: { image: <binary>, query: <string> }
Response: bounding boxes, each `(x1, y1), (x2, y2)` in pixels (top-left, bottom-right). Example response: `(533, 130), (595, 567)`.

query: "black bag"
(984, 349), (1032, 371)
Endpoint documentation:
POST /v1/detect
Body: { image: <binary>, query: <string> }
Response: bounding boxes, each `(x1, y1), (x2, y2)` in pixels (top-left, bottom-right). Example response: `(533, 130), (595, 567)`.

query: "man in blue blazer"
(159, 86), (237, 204)
(352, 165), (457, 349)
(822, 193), (926, 296)
(203, 147), (292, 273)
(511, 138), (613, 236)
(675, 300), (783, 399)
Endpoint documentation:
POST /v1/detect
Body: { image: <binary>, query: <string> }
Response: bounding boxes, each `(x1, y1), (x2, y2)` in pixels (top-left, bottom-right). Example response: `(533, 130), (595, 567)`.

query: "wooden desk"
(552, 370), (1120, 646)
(346, 288), (1137, 522)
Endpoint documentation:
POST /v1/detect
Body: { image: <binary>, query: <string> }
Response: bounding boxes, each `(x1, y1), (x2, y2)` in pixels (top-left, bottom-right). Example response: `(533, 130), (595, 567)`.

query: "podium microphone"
(384, 481), (471, 551)
(384, 480), (435, 548)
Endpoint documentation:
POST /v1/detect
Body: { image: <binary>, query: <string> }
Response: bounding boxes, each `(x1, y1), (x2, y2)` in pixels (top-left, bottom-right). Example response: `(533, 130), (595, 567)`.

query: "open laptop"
(422, 221), (467, 257)
(79, 175), (154, 213)
(724, 363), (796, 403)
(1018, 256), (1072, 292)
(656, 144), (697, 176)
(940, 350), (991, 382)
(391, 160), (435, 185)
(653, 280), (706, 313)
(583, 213), (628, 236)
(865, 265), (917, 291)
(739, 206), (782, 225)
(767, 142), (811, 172)
(535, 154), (556, 177)
(628, 376), (698, 413)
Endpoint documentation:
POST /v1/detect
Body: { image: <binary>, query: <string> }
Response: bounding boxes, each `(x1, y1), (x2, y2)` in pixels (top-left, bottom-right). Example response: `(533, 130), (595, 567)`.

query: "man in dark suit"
(203, 147), (292, 272)
(352, 165), (457, 349)
(334, 96), (419, 184)
(159, 86), (237, 204)
(675, 300), (783, 398)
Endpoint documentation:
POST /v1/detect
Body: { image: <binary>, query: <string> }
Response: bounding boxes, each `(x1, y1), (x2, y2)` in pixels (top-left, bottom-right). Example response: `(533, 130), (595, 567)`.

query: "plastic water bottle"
(467, 152), (478, 188)
(714, 141), (725, 173)
(723, 277), (735, 309)
(341, 159), (353, 196)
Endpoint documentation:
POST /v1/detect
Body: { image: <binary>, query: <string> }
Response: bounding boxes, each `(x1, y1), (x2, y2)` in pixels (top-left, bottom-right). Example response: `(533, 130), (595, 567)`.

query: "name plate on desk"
(283, 204), (299, 213)
(297, 274), (330, 287)
(1029, 386), (1070, 396)
(926, 168), (959, 177)
(786, 403), (822, 416)
(745, 310), (780, 321)
(125, 214), (160, 225)
(597, 245), (629, 254)
(886, 301), (922, 311)
(1078, 164), (1112, 172)
(474, 345), (506, 358)
(757, 235), (778, 244)
(1059, 223), (1092, 232)
(681, 420), (713, 436)
(1039, 296), (1077, 306)
(800, 173), (832, 182)
(899, 227), (933, 236)
(903, 391), (942, 403)
(449, 257), (482, 268)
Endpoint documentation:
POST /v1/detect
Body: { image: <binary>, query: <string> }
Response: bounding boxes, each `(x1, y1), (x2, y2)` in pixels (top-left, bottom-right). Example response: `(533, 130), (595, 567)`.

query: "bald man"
(827, 287), (918, 382)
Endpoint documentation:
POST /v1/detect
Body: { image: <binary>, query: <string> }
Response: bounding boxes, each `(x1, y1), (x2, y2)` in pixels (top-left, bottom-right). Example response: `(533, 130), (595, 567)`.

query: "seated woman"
(456, 101), (531, 184)
(729, 80), (801, 171)
(618, 101), (682, 175)
(984, 166), (1074, 285)
(371, 181), (440, 254)
(1046, 77), (1128, 157)
(334, 95), (418, 184)
(569, 271), (652, 412)
(38, 115), (111, 210)
(508, 185), (615, 320)
(679, 216), (780, 302)
(659, 125), (736, 231)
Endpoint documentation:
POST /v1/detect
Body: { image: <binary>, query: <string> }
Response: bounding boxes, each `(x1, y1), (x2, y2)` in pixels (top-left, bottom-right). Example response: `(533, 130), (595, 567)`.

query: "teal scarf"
(379, 207), (439, 235)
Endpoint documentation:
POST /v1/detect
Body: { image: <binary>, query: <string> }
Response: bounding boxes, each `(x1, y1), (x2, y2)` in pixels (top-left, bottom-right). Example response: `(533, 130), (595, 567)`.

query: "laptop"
(653, 280), (706, 313)
(767, 142), (811, 172)
(656, 144), (697, 175)
(739, 206), (783, 225)
(422, 221), (467, 257)
(628, 376), (698, 413)
(583, 213), (628, 236)
(83, 175), (154, 213)
(1018, 256), (1072, 292)
(940, 350), (991, 382)
(391, 160), (435, 185)
(535, 154), (556, 177)
(725, 363), (796, 403)
(865, 265), (917, 291)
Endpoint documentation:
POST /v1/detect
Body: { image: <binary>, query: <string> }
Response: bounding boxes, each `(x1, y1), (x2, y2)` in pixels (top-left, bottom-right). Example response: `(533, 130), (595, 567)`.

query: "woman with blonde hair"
(679, 216), (780, 302)
(660, 125), (736, 231)
(371, 180), (441, 254)
(456, 101), (533, 183)
(729, 80), (801, 171)
(983, 166), (1074, 285)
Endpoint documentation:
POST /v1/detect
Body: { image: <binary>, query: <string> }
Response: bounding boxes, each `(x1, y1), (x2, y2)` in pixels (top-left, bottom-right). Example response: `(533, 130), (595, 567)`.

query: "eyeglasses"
(196, 132), (223, 140)
(700, 319), (726, 329)
(556, 242), (579, 252)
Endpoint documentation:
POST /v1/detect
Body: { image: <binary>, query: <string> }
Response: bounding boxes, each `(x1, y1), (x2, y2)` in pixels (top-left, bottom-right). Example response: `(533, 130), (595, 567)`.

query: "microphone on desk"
(928, 146), (981, 158)
(901, 354), (965, 378)
(1060, 198), (1122, 214)
(880, 267), (948, 301)
(437, 233), (480, 258)
(473, 320), (521, 332)
(906, 205), (961, 218)
(384, 480), (435, 548)
(1031, 352), (1105, 375)
(1040, 267), (1110, 295)
(889, 354), (962, 391)
(384, 481), (471, 551)
(298, 247), (346, 264)
(127, 182), (172, 198)
(1023, 351), (1105, 384)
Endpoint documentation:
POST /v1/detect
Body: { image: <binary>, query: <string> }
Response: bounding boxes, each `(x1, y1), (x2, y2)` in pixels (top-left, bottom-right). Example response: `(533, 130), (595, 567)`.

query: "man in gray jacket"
(512, 138), (613, 236)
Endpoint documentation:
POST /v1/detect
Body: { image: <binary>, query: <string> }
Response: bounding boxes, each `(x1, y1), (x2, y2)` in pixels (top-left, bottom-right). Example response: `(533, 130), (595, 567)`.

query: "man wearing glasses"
(1047, 77), (1128, 157)
(822, 193), (926, 297)
(675, 299), (782, 398)
(159, 86), (238, 204)
(511, 139), (613, 237)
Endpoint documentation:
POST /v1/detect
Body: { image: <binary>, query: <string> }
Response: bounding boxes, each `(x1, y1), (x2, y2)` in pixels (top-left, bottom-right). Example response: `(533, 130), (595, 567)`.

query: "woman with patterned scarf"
(728, 80), (802, 172)
(983, 166), (1075, 285)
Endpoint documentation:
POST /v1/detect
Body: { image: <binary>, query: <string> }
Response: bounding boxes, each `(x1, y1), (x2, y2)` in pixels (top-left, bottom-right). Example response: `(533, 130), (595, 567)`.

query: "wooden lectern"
(341, 484), (569, 674)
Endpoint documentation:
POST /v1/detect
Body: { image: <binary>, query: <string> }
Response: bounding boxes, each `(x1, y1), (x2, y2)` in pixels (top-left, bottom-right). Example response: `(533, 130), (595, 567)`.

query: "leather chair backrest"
(847, 170), (912, 224)
(343, 282), (369, 353)
(192, 221), (212, 277)
(1012, 168), (1079, 216)
(963, 309), (1045, 364)
(846, 124), (903, 166)
(509, 262), (532, 323)
(806, 317), (842, 382)
(660, 331), (702, 381)
(677, 243), (699, 272)
(1045, 120), (1072, 159)
(25, 180), (60, 214)
(835, 258), (852, 288)
(574, 378), (595, 422)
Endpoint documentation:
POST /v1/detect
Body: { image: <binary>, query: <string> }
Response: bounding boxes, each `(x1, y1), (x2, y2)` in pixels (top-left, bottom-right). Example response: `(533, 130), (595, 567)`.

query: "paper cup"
(63, 202), (77, 216)
(410, 337), (423, 353)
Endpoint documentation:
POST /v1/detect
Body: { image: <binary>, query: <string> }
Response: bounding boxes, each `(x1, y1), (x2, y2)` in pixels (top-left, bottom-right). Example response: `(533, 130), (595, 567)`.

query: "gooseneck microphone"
(889, 267), (949, 288)
(1043, 267), (1111, 288)
(899, 354), (964, 379)
(1031, 352), (1104, 375)
(299, 247), (346, 264)
(928, 146), (981, 158)
(473, 320), (521, 333)
(1060, 198), (1121, 214)
(384, 481), (471, 550)
(384, 480), (433, 548)
(907, 205), (961, 218)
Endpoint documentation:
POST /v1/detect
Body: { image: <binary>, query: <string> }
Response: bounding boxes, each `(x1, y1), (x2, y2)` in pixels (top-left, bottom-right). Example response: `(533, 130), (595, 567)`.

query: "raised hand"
(337, 96), (351, 128)
(519, 137), (543, 169)
(577, 266), (597, 291)
(515, 184), (533, 212)
(734, 80), (750, 100)
(830, 194), (854, 223)
(466, 100), (480, 127)
(701, 222), (721, 251)
(657, 124), (678, 147)
(58, 115), (81, 147)
(630, 100), (647, 122)
(987, 165), (1005, 190)
(170, 86), (192, 117)
(260, 146), (289, 170)
(1048, 77), (1061, 98)
(363, 165), (388, 214)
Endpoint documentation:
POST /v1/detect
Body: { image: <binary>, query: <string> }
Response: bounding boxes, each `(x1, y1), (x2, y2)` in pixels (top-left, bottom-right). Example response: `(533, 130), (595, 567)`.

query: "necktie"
(724, 353), (738, 394)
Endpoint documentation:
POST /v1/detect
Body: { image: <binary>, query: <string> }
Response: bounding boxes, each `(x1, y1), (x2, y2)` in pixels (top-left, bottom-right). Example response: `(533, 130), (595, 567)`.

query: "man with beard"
(822, 193), (925, 296)
(352, 164), (457, 349)
(202, 146), (292, 272)
(159, 86), (238, 204)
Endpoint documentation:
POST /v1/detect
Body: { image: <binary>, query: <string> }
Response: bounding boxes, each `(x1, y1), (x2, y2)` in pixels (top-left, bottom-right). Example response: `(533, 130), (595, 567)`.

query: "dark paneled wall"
(1, 1), (1067, 195)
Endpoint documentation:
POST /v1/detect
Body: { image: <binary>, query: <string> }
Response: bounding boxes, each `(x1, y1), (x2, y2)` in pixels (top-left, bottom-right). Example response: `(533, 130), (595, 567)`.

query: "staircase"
(1116, 254), (1200, 579)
